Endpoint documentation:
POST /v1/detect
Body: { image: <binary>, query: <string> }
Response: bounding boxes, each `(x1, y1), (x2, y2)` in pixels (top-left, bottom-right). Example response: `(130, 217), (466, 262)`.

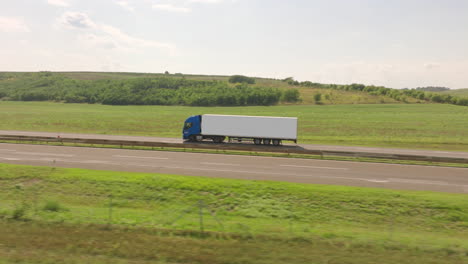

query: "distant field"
(1, 101), (467, 151)
(0, 163), (466, 263)
(439, 88), (468, 98)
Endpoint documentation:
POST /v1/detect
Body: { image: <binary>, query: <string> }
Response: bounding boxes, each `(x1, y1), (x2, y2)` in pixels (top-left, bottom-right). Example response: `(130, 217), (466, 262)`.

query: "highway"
(1, 143), (467, 194)
(1, 130), (468, 159)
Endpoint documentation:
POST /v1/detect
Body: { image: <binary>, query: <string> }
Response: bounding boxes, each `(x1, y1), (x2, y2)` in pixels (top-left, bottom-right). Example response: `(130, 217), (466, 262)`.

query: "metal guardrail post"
(0, 135), (467, 164)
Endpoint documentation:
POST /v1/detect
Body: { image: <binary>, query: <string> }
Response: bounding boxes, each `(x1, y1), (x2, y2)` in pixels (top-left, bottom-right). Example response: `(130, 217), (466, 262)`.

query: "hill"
(1, 71), (467, 106)
(439, 88), (468, 98)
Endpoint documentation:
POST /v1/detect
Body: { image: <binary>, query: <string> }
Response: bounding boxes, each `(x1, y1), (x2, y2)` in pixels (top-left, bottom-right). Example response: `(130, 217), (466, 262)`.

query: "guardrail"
(1, 135), (467, 164)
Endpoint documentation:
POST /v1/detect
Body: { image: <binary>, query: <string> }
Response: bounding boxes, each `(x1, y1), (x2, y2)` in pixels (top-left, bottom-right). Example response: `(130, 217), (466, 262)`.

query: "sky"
(1, 0), (467, 89)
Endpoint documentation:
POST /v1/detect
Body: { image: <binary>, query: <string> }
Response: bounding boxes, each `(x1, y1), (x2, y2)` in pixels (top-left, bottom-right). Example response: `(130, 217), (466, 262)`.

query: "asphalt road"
(1, 130), (467, 159)
(1, 143), (467, 193)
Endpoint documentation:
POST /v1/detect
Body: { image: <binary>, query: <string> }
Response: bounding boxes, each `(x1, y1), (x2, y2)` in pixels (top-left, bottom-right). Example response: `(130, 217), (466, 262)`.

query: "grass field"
(440, 88), (468, 98)
(1, 101), (468, 151)
(0, 163), (467, 263)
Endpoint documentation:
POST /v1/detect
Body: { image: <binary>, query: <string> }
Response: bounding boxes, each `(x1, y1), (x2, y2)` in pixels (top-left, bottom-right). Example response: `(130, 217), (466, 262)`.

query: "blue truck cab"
(182, 115), (202, 140)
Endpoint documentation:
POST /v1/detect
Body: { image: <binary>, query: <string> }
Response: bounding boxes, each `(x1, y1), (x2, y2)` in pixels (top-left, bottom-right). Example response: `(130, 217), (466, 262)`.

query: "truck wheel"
(272, 139), (281, 146)
(189, 135), (197, 142)
(213, 136), (225, 143)
(263, 139), (271, 145)
(254, 138), (262, 145)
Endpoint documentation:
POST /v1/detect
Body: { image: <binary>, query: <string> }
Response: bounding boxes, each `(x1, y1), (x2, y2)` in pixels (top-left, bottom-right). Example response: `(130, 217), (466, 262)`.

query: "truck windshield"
(184, 122), (192, 130)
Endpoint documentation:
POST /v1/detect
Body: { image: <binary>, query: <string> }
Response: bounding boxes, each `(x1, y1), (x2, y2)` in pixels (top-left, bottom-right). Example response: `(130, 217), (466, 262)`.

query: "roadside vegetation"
(439, 88), (468, 98)
(1, 101), (468, 151)
(0, 163), (466, 263)
(0, 72), (286, 106)
(1, 72), (467, 106)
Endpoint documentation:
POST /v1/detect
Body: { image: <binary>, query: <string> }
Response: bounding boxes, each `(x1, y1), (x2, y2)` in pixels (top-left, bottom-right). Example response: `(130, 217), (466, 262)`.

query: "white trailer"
(182, 114), (298, 145)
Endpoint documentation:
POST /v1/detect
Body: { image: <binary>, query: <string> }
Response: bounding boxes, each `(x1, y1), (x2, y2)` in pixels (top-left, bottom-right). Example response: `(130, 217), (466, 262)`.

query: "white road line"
(15, 152), (74, 157)
(280, 164), (348, 170)
(80, 160), (118, 164)
(200, 162), (241, 166)
(0, 157), (21, 161)
(388, 178), (453, 186)
(155, 166), (463, 188)
(365, 179), (390, 183)
(112, 155), (168, 160)
(38, 158), (65, 162)
(55, 160), (120, 166)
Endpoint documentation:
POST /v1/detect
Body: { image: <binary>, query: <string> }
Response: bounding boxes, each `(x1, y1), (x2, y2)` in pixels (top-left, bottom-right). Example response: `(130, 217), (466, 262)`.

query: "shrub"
(282, 89), (300, 103)
(228, 75), (255, 84)
(43, 200), (68, 212)
(11, 207), (26, 220)
(314, 93), (322, 103)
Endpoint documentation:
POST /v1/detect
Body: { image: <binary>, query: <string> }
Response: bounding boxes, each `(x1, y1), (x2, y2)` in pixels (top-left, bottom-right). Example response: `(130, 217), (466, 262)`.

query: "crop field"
(0, 163), (466, 263)
(1, 101), (468, 151)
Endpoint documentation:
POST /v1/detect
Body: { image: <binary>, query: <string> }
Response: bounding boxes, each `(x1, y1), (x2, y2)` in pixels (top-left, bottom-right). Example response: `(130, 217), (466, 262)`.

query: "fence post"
(389, 212), (395, 241)
(198, 200), (204, 234)
(33, 186), (39, 218)
(108, 195), (113, 227)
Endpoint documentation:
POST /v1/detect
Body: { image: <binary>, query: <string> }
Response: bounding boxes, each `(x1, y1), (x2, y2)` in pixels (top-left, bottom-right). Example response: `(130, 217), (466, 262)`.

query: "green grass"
(440, 88), (468, 98)
(1, 101), (468, 151)
(0, 163), (467, 263)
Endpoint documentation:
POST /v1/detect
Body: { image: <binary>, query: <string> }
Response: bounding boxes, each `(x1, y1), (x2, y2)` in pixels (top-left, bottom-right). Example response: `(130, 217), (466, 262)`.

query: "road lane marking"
(151, 167), (463, 188)
(280, 165), (348, 170)
(200, 162), (241, 166)
(0, 157), (21, 161)
(80, 160), (118, 164)
(112, 155), (168, 160)
(388, 178), (453, 186)
(365, 179), (390, 183)
(50, 160), (120, 166)
(15, 152), (74, 157)
(38, 158), (65, 162)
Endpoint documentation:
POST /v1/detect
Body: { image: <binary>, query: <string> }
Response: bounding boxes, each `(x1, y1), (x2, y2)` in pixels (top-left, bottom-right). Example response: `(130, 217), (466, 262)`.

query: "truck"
(182, 114), (297, 146)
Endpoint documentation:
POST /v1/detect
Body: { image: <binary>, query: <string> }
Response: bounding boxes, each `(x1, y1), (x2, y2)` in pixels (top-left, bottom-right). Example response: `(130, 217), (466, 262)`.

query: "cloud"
(152, 4), (191, 13)
(424, 63), (440, 70)
(189, 0), (223, 3)
(0, 17), (30, 33)
(151, 0), (231, 13)
(58, 12), (96, 29)
(116, 0), (135, 12)
(47, 0), (70, 7)
(57, 12), (176, 54)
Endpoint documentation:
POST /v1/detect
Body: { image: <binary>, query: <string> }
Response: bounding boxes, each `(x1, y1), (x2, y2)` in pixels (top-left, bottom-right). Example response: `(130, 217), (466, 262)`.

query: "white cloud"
(116, 1), (135, 12)
(58, 12), (96, 29)
(47, 0), (70, 7)
(0, 17), (30, 33)
(424, 63), (440, 70)
(57, 12), (177, 54)
(189, 0), (223, 3)
(152, 4), (191, 13)
(150, 0), (230, 13)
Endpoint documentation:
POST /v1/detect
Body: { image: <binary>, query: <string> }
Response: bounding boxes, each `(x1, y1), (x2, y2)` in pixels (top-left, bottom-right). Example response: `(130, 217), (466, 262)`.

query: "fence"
(1, 183), (403, 241)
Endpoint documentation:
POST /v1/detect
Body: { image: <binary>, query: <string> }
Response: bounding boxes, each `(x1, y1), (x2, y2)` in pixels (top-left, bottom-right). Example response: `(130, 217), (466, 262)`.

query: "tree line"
(283, 78), (468, 106)
(0, 72), (299, 106)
